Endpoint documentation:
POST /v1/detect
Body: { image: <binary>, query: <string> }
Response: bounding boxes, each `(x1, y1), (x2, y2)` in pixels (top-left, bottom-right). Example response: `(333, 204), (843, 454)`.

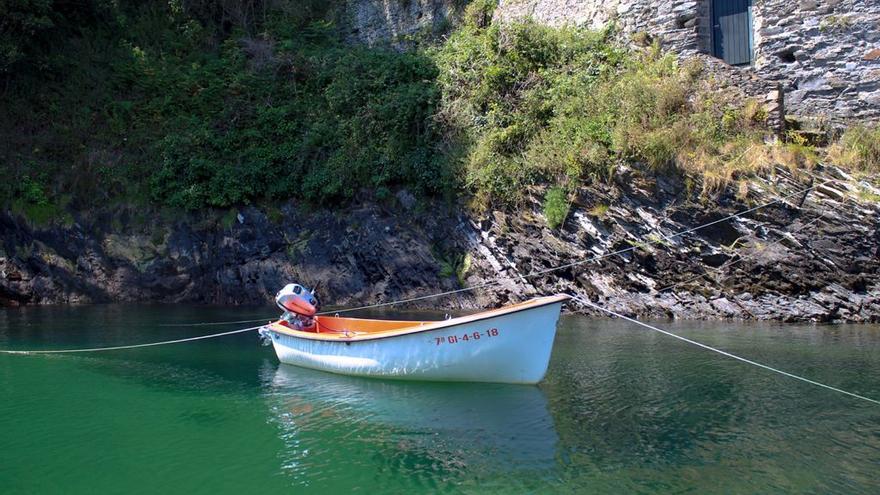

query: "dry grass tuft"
(827, 125), (880, 173)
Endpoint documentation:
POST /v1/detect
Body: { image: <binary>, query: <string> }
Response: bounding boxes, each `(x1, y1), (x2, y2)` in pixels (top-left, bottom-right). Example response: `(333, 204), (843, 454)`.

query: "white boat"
(261, 294), (569, 384)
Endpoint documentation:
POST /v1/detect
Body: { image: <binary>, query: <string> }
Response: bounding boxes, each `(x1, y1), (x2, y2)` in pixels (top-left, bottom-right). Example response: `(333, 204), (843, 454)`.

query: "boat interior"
(266, 295), (569, 341)
(276, 315), (425, 335)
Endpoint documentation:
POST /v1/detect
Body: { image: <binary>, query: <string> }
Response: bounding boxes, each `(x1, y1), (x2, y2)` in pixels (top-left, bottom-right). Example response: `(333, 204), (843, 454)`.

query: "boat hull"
(266, 300), (564, 384)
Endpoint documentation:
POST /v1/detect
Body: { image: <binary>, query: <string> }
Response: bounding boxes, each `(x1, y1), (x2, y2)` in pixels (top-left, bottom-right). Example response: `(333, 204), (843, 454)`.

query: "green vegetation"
(435, 247), (471, 285)
(433, 10), (627, 208)
(1, 0), (871, 228)
(2, 0), (448, 212)
(0, 0), (63, 72)
(543, 187), (569, 229)
(819, 14), (853, 33)
(7, 174), (71, 226)
(775, 131), (820, 172)
(431, 5), (790, 206)
(588, 203), (609, 219)
(856, 186), (880, 203)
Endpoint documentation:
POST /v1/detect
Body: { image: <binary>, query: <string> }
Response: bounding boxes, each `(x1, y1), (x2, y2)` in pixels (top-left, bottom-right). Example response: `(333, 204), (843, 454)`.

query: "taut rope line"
(321, 179), (833, 315)
(159, 318), (271, 327)
(568, 295), (880, 406)
(0, 325), (265, 355)
(654, 196), (847, 294)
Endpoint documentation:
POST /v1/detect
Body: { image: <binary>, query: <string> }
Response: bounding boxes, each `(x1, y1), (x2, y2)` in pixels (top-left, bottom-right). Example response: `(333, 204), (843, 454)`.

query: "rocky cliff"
(3, 167), (879, 322)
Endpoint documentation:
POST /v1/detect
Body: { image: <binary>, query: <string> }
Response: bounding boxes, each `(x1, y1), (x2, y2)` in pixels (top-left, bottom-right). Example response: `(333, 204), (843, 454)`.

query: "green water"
(1, 305), (879, 494)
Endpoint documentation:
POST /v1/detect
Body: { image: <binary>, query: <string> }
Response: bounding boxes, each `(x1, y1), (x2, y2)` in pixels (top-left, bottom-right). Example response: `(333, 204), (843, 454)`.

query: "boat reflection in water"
(262, 364), (559, 488)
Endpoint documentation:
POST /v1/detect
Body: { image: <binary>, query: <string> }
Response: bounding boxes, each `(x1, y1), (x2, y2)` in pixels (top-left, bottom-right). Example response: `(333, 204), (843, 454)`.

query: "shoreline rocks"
(1, 166), (879, 323)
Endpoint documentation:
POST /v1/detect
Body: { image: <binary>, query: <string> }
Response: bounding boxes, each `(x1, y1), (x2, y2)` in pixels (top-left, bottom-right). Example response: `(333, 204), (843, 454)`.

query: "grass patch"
(11, 200), (72, 227)
(454, 253), (473, 286)
(588, 203), (610, 218)
(856, 186), (880, 203)
(9, 175), (73, 226)
(265, 205), (285, 225)
(220, 210), (239, 230)
(434, 16), (784, 205)
(646, 232), (672, 248)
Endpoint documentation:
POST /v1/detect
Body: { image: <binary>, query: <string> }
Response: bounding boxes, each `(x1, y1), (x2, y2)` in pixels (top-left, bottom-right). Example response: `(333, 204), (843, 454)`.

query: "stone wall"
(750, 0), (880, 121)
(494, 0), (707, 54)
(344, 0), (460, 47)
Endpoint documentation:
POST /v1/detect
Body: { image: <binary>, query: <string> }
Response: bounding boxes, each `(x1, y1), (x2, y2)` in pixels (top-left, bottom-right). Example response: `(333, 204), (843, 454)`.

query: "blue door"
(712, 0), (754, 66)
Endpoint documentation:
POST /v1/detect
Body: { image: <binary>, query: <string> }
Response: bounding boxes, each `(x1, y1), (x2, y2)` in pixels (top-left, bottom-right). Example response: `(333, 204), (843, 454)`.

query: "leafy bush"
(0, 0), (54, 72)
(434, 247), (471, 286)
(123, 7), (454, 209)
(0, 0), (118, 73)
(434, 19), (780, 206)
(18, 175), (49, 205)
(2, 2), (454, 210)
(433, 17), (624, 207)
(463, 0), (497, 30)
(8, 173), (71, 225)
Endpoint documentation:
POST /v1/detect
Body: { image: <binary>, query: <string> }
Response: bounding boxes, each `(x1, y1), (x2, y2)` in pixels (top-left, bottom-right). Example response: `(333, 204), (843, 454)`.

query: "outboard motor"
(275, 283), (320, 331)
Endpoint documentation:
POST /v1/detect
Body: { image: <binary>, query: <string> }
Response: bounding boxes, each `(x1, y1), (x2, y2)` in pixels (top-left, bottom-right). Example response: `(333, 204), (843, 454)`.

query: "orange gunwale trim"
(264, 294), (570, 342)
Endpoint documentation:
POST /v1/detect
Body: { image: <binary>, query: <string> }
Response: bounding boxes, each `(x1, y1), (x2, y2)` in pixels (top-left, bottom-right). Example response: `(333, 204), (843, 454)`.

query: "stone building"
(347, 0), (880, 124)
(495, 0), (880, 123)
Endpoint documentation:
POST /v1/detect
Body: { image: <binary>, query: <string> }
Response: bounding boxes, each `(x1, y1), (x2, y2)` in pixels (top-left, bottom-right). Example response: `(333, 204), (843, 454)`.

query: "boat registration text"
(434, 328), (500, 346)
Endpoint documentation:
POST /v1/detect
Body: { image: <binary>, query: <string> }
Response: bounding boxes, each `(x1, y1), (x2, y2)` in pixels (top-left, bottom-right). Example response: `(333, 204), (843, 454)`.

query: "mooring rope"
(654, 197), (844, 294)
(567, 295), (880, 406)
(0, 324), (265, 355)
(158, 318), (271, 327)
(320, 179), (833, 315)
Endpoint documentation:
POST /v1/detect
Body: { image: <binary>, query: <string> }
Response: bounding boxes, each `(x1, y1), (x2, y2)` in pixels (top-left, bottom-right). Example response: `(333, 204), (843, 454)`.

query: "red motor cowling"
(275, 283), (318, 317)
